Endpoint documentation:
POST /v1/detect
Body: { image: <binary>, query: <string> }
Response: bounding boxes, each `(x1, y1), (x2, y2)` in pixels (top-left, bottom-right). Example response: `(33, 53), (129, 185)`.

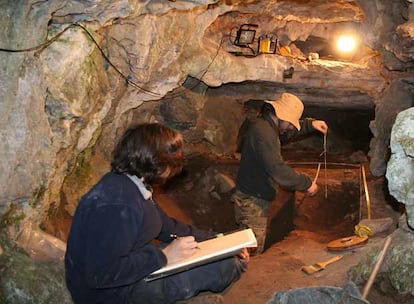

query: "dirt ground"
(153, 153), (411, 304)
(42, 149), (410, 304)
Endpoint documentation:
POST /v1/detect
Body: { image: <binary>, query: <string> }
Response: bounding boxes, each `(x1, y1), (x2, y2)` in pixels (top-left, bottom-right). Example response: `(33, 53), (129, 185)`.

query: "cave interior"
(1, 0), (413, 303)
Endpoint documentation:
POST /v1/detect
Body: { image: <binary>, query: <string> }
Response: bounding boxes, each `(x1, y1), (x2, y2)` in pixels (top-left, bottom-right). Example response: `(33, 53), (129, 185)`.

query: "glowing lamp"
(336, 35), (357, 53)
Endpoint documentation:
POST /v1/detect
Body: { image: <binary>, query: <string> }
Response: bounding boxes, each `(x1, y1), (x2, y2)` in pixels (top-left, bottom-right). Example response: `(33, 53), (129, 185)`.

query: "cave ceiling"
(44, 0), (414, 110)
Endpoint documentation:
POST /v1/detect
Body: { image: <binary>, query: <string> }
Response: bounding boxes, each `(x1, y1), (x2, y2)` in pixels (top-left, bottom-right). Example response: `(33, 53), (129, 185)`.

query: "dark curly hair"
(111, 123), (184, 182)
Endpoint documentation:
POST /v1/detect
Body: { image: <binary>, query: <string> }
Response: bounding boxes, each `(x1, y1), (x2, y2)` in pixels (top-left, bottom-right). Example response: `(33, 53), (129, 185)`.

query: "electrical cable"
(74, 23), (161, 97)
(0, 22), (226, 100)
(0, 24), (74, 53)
(0, 23), (162, 97)
(160, 34), (229, 100)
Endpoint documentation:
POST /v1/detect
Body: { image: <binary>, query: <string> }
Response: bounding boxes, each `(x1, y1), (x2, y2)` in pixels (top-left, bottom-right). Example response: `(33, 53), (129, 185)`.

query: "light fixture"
(258, 34), (277, 54)
(336, 35), (357, 53)
(234, 24), (258, 47)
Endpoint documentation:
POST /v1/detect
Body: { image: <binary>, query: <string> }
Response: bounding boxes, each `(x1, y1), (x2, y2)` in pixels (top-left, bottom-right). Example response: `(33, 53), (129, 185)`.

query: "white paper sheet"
(145, 228), (257, 281)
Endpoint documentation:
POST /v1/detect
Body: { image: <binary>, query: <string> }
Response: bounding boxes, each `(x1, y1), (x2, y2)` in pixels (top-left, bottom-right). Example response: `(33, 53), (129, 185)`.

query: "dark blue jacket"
(65, 172), (213, 304)
(236, 118), (314, 201)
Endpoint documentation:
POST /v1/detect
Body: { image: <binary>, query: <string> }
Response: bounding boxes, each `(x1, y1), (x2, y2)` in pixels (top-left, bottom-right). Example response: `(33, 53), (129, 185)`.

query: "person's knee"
(218, 257), (247, 282)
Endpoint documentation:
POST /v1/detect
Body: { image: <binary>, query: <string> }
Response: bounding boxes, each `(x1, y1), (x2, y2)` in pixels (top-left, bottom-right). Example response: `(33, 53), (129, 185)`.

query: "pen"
(169, 234), (200, 249)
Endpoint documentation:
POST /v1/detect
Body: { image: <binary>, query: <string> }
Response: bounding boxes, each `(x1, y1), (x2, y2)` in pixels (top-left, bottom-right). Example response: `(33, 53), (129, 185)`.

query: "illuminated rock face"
(386, 107), (414, 229)
(0, 0), (413, 233)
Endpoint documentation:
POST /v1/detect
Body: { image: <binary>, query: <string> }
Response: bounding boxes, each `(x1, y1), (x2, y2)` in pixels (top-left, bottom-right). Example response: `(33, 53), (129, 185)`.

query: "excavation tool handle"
(362, 235), (392, 299)
(317, 255), (343, 268)
(313, 163), (321, 183)
(361, 165), (371, 220)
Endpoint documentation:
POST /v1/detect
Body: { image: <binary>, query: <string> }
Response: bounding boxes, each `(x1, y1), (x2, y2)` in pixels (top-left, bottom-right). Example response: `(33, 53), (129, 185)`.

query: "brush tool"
(301, 255), (343, 275)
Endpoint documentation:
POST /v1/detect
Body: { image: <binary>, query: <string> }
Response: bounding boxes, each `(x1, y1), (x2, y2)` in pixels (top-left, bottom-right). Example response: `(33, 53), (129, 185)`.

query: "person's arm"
(311, 120), (328, 134)
(282, 118), (328, 141)
(155, 203), (216, 242)
(161, 235), (199, 264)
(83, 203), (166, 288)
(252, 123), (312, 192)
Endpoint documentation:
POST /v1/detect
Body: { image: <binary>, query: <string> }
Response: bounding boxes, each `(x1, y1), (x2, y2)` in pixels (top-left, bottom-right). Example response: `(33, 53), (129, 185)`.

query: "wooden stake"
(314, 163), (321, 183)
(362, 235), (392, 299)
(361, 165), (371, 220)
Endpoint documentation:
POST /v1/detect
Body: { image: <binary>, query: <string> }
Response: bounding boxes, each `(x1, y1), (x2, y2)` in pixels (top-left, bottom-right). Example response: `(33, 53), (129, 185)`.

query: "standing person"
(65, 123), (249, 304)
(233, 93), (328, 254)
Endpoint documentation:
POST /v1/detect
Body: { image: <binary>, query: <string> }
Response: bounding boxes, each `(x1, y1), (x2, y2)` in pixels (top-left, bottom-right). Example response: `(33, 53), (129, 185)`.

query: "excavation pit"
(153, 156), (362, 250)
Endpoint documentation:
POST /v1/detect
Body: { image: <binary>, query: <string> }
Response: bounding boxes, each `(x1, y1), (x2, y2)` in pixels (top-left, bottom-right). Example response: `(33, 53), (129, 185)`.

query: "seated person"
(65, 123), (249, 304)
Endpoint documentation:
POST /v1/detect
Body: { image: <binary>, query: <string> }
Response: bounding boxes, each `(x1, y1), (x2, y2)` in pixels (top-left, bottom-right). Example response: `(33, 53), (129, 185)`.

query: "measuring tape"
(355, 224), (374, 237)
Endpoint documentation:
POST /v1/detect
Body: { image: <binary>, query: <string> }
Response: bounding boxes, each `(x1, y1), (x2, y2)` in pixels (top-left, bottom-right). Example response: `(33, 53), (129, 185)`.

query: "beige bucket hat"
(265, 93), (304, 130)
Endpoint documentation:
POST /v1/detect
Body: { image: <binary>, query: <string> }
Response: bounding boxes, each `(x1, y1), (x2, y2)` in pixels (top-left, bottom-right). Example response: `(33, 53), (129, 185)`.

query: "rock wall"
(0, 1), (413, 302)
(386, 107), (414, 228)
(0, 0), (413, 237)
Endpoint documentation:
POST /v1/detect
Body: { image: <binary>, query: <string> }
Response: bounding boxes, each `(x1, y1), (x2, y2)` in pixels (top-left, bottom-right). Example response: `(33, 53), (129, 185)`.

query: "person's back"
(65, 172), (166, 303)
(232, 93), (327, 254)
(237, 118), (281, 202)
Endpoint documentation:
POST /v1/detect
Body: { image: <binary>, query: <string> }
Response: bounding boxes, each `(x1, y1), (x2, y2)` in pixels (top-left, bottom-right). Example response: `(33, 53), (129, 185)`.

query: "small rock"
(210, 191), (221, 200)
(359, 217), (394, 235)
(308, 52), (319, 60)
(214, 173), (236, 193)
(349, 150), (368, 163)
(184, 181), (194, 191)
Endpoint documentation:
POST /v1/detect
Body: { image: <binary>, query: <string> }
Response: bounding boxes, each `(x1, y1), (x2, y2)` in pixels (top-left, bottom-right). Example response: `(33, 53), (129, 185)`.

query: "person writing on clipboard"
(65, 123), (249, 304)
(233, 93), (328, 254)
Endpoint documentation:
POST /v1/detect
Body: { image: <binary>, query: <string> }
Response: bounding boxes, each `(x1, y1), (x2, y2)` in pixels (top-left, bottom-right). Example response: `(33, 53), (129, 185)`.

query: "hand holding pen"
(170, 234), (200, 249)
(162, 234), (199, 264)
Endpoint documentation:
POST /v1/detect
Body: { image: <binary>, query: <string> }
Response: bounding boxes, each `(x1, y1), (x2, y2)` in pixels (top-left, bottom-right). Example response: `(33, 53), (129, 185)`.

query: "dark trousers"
(126, 257), (246, 304)
(232, 190), (271, 254)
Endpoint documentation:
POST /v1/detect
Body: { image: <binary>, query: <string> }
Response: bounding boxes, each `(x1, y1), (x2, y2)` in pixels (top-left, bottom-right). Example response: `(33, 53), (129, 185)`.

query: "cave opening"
(301, 105), (375, 154)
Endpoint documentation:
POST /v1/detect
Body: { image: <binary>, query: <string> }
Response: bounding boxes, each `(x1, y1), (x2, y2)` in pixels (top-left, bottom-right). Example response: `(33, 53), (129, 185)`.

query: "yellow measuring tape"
(354, 224), (374, 237)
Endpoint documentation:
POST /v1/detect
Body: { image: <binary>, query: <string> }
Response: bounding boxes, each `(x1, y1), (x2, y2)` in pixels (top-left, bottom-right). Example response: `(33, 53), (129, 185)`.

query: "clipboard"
(145, 228), (257, 281)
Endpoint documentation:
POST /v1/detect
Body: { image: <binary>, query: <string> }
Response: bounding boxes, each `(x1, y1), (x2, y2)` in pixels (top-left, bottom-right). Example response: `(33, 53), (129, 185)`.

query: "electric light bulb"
(336, 35), (356, 53)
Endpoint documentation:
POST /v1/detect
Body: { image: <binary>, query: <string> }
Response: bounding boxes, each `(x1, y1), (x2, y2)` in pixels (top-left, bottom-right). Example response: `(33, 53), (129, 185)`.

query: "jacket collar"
(125, 174), (153, 200)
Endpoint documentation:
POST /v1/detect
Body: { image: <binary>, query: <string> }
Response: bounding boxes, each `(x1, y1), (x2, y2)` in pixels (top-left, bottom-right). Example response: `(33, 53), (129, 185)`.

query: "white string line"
(324, 133), (327, 198)
(319, 133), (328, 198)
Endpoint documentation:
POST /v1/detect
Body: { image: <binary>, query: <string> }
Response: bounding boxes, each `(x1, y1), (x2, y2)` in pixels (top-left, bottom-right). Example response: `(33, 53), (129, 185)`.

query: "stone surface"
(386, 107), (414, 228)
(0, 0), (61, 219)
(160, 90), (204, 129)
(369, 81), (413, 176)
(0, 249), (72, 304)
(0, 1), (414, 301)
(0, 0), (412, 224)
(349, 227), (414, 298)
